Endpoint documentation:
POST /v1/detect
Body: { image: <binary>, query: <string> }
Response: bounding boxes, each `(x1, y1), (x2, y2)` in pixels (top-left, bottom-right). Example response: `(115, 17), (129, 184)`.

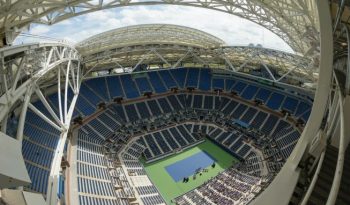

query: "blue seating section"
(261, 115), (279, 135)
(147, 100), (162, 115)
(106, 76), (124, 98)
(22, 140), (54, 168)
(120, 75), (140, 99)
(84, 78), (110, 102)
(22, 67), (313, 198)
(144, 134), (162, 156)
(78, 177), (116, 197)
(266, 93), (285, 110)
(70, 68), (312, 122)
(24, 123), (58, 149)
(153, 132), (171, 153)
(225, 79), (236, 91)
(250, 111), (268, 129)
(255, 88), (271, 103)
(198, 69), (211, 91)
(186, 68), (200, 88)
(212, 78), (225, 90)
(135, 77), (153, 94)
(161, 130), (179, 150)
(25, 162), (50, 194)
(147, 71), (167, 93)
(32, 68), (311, 121)
(204, 96), (214, 110)
(232, 82), (247, 94)
(157, 98), (172, 113)
(295, 101), (311, 117)
(141, 125), (196, 160)
(158, 70), (177, 89)
(79, 196), (122, 205)
(170, 68), (187, 88)
(75, 94), (95, 116)
(282, 97), (298, 113)
(124, 104), (139, 122)
(136, 102), (151, 118)
(79, 83), (104, 106)
(241, 85), (258, 100)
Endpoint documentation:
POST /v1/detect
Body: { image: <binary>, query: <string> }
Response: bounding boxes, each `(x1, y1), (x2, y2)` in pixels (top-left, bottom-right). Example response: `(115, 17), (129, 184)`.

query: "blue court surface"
(165, 151), (216, 182)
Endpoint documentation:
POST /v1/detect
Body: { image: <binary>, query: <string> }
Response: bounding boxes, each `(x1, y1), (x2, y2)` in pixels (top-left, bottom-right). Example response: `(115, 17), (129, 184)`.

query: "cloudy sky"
(14, 5), (293, 53)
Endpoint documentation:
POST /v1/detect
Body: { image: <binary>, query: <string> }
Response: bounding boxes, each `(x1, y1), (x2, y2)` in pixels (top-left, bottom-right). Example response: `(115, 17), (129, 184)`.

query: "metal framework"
(0, 1), (343, 205)
(0, 0), (318, 55)
(0, 42), (81, 205)
(77, 24), (225, 56)
(79, 24), (315, 85)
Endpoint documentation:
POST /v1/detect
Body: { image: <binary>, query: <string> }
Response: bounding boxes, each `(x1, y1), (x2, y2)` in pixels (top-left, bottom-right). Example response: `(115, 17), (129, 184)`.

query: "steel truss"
(82, 44), (315, 84)
(0, 42), (81, 205)
(0, 0), (318, 55)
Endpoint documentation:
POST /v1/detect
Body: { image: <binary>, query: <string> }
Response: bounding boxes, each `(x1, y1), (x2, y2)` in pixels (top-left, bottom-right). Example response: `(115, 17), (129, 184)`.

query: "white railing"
(300, 150), (326, 205)
(326, 72), (346, 205)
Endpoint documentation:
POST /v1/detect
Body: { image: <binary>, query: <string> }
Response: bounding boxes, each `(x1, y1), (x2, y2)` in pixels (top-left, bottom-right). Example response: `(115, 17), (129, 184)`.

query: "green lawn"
(141, 140), (238, 204)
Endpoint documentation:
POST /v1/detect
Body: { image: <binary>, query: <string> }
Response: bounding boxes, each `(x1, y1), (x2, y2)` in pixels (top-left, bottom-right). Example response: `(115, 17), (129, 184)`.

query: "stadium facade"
(0, 1), (349, 205)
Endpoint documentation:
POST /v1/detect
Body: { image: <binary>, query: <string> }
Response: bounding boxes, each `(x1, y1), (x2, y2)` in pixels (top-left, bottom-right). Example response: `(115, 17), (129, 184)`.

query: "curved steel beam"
(251, 0), (333, 204)
(0, 0), (318, 54)
(0, 42), (81, 205)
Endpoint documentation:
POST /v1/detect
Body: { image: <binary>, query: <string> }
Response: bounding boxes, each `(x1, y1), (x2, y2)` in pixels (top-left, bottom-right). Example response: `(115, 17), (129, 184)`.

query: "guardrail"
(325, 72), (346, 205)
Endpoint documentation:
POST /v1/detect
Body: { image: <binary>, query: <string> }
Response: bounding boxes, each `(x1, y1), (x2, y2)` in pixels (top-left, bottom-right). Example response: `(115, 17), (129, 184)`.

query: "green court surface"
(141, 140), (238, 204)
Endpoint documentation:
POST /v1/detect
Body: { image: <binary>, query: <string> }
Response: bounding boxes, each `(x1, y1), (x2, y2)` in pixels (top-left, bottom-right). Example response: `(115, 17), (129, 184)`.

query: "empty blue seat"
(192, 95), (203, 109)
(25, 162), (49, 194)
(79, 83), (104, 106)
(295, 101), (311, 117)
(136, 102), (151, 118)
(241, 85), (258, 100)
(161, 130), (179, 149)
(170, 68), (187, 88)
(222, 101), (239, 115)
(261, 115), (279, 135)
(84, 78), (110, 102)
(75, 95), (95, 116)
(169, 127), (187, 146)
(106, 76), (124, 98)
(147, 72), (168, 93)
(282, 97), (298, 113)
(203, 95), (214, 110)
(255, 88), (271, 103)
(240, 107), (258, 123)
(120, 75), (140, 99)
(135, 77), (153, 94)
(147, 100), (162, 115)
(158, 70), (178, 89)
(110, 104), (127, 121)
(22, 140), (54, 168)
(144, 134), (162, 156)
(153, 132), (171, 153)
(124, 104), (139, 121)
(225, 79), (235, 91)
(251, 111), (268, 129)
(217, 132), (231, 143)
(212, 78), (225, 90)
(232, 81), (247, 94)
(157, 98), (172, 113)
(24, 123), (58, 149)
(198, 69), (212, 91)
(238, 144), (251, 157)
(185, 68), (200, 88)
(232, 104), (248, 119)
(177, 125), (195, 143)
(266, 92), (285, 110)
(167, 95), (182, 110)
